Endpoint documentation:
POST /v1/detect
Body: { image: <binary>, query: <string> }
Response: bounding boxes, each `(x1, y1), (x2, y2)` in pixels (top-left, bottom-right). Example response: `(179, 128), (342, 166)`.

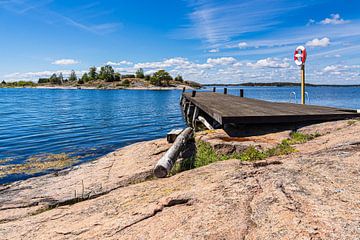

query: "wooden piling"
(224, 88), (227, 94)
(240, 89), (244, 98)
(213, 87), (216, 92)
(192, 90), (196, 97)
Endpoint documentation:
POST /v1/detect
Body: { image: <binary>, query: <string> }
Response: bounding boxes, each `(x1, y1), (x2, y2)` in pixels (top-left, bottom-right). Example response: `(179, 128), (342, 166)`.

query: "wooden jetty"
(181, 91), (360, 128)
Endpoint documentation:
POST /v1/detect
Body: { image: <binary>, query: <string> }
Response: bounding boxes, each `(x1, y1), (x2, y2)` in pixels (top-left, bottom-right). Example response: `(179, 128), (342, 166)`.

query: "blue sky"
(0, 0), (359, 84)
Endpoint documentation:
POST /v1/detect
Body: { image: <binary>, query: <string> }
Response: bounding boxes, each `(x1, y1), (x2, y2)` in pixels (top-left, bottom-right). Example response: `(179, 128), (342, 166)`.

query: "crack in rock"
(111, 197), (192, 235)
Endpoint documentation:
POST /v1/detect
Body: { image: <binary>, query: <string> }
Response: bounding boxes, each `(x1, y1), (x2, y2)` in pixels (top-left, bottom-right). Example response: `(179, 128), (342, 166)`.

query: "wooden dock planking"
(182, 92), (359, 125)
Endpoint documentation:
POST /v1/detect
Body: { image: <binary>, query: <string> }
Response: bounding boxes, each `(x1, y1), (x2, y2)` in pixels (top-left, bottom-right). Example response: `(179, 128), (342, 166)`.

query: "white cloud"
(3, 57), (360, 84)
(320, 14), (350, 25)
(106, 60), (133, 66)
(247, 58), (290, 68)
(208, 48), (219, 53)
(207, 57), (236, 65)
(238, 42), (248, 48)
(4, 70), (86, 81)
(323, 64), (360, 73)
(52, 59), (79, 65)
(306, 37), (330, 47)
(134, 57), (191, 69)
(323, 65), (338, 72)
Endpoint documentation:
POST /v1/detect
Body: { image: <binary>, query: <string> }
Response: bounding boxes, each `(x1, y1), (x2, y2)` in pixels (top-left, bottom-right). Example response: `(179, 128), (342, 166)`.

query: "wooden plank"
(182, 92), (359, 125)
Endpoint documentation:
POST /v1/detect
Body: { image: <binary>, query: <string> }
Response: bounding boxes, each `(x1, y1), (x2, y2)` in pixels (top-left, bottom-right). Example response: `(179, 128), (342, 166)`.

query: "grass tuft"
(172, 130), (321, 175)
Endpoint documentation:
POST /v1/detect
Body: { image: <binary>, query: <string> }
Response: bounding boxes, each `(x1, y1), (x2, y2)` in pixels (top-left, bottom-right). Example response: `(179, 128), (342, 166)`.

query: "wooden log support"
(192, 106), (199, 128)
(154, 127), (194, 178)
(167, 129), (183, 143)
(198, 116), (214, 130)
(213, 87), (216, 92)
(186, 104), (194, 125)
(224, 88), (227, 94)
(240, 89), (244, 98)
(192, 90), (196, 97)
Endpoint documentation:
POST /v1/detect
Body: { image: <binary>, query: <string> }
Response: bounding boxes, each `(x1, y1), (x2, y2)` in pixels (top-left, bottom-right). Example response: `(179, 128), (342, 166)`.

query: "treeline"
(37, 65), (186, 87)
(1, 80), (36, 87)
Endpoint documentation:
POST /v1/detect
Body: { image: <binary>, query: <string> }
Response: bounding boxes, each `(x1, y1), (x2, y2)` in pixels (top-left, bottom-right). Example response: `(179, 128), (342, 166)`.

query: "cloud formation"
(106, 61), (133, 66)
(306, 37), (330, 47)
(7, 56), (359, 85)
(52, 59), (79, 65)
(320, 14), (350, 25)
(238, 42), (248, 48)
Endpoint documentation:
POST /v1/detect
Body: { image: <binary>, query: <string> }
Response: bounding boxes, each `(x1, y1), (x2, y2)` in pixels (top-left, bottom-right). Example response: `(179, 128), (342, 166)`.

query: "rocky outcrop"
(0, 119), (359, 239)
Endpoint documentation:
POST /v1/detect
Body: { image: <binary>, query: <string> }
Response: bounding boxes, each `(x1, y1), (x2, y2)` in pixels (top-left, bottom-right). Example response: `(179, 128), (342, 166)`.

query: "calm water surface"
(1, 86), (359, 184)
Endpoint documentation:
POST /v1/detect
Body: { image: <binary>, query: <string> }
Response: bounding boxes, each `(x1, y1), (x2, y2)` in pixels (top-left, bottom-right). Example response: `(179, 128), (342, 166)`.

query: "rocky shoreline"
(0, 119), (359, 239)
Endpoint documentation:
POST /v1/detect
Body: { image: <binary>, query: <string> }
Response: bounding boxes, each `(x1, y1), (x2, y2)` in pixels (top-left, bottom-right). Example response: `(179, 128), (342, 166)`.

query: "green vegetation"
(283, 132), (320, 145)
(347, 120), (358, 126)
(68, 70), (78, 82)
(174, 75), (183, 82)
(0, 153), (79, 178)
(135, 68), (145, 78)
(99, 65), (115, 82)
(172, 131), (319, 175)
(151, 70), (173, 86)
(1, 66), (201, 89)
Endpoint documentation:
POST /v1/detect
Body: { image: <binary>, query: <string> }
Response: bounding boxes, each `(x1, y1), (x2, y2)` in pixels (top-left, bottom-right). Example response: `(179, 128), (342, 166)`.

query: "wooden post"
(198, 116), (214, 130)
(301, 65), (305, 104)
(240, 89), (244, 98)
(182, 87), (186, 92)
(224, 88), (227, 94)
(213, 87), (216, 92)
(154, 127), (194, 178)
(192, 90), (196, 97)
(192, 107), (199, 129)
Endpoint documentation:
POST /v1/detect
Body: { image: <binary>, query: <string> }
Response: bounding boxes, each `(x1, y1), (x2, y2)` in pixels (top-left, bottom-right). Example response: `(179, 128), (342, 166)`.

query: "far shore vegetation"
(0, 66), (202, 89)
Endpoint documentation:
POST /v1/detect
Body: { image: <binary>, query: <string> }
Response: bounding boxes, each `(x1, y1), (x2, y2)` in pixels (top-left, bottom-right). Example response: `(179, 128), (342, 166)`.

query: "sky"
(0, 0), (359, 84)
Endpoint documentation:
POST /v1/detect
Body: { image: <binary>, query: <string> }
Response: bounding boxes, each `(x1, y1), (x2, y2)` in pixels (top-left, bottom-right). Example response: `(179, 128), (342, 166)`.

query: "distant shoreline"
(202, 82), (360, 87)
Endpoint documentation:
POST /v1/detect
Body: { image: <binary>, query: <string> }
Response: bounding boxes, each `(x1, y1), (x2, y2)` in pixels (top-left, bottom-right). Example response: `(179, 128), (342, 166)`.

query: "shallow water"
(0, 86), (359, 184)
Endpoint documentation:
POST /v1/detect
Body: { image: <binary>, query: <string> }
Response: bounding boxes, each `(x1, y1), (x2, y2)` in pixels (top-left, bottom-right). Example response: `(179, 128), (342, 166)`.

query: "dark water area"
(1, 86), (359, 184)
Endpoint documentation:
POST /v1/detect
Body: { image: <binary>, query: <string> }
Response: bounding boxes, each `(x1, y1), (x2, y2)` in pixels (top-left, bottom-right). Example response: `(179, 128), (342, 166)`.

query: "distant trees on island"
(35, 65), (187, 87)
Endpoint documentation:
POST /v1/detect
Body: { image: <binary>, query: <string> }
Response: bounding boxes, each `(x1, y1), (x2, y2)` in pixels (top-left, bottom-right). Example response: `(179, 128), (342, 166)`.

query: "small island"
(0, 66), (202, 90)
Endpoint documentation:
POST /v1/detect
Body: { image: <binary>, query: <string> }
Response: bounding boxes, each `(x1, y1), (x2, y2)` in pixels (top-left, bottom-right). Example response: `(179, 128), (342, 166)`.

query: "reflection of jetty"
(181, 91), (360, 128)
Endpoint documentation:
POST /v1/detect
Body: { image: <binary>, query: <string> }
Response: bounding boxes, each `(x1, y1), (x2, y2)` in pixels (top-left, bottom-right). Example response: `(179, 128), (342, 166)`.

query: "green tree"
(114, 72), (121, 81)
(174, 74), (183, 82)
(69, 70), (77, 82)
(151, 70), (173, 86)
(99, 65), (115, 82)
(58, 72), (64, 84)
(50, 73), (61, 84)
(38, 78), (49, 84)
(1, 80), (6, 85)
(144, 75), (151, 81)
(89, 66), (98, 80)
(81, 73), (89, 83)
(135, 68), (145, 78)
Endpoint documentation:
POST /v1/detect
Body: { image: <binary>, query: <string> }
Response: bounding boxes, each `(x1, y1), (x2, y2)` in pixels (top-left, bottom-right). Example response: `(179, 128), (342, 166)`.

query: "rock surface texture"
(0, 120), (359, 239)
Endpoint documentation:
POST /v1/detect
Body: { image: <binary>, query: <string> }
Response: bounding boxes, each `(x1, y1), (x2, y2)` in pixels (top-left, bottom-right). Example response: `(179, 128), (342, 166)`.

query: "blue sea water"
(0, 86), (359, 184)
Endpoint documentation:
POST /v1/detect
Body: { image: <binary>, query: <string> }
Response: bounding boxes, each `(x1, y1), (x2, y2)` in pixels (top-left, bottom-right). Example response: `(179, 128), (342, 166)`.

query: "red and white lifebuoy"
(294, 45), (307, 66)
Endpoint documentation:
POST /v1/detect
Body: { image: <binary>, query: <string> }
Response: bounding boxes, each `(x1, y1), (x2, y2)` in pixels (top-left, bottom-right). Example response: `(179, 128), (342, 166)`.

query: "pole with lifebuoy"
(294, 46), (307, 104)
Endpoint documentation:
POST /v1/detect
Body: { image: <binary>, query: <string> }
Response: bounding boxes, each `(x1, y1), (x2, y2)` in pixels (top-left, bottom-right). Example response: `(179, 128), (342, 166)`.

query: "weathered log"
(198, 116), (214, 130)
(167, 129), (183, 143)
(154, 127), (194, 178)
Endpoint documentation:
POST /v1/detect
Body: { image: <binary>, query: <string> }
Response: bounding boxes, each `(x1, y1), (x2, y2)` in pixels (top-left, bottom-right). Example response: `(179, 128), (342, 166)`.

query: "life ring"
(294, 46), (307, 66)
